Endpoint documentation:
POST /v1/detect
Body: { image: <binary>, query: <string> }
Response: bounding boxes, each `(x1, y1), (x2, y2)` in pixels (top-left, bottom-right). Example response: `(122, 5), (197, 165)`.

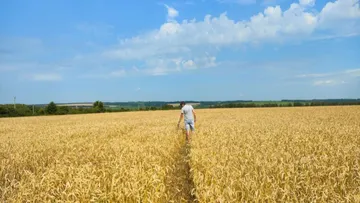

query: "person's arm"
(177, 113), (183, 127)
(192, 109), (196, 123)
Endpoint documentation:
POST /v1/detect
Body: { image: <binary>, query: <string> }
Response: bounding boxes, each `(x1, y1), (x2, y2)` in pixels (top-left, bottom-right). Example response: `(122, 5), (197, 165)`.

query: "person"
(177, 101), (196, 142)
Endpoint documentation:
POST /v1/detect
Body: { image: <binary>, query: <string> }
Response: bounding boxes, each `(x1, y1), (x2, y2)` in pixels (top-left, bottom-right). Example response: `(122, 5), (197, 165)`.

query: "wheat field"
(1, 106), (360, 202)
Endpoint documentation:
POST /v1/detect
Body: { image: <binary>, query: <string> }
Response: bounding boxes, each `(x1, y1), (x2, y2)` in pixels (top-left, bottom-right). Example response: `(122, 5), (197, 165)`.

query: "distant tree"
(161, 104), (175, 110)
(93, 100), (105, 112)
(0, 106), (9, 117)
(57, 106), (70, 115)
(16, 105), (32, 116)
(46, 102), (57, 115)
(293, 102), (304, 107)
(38, 108), (45, 115)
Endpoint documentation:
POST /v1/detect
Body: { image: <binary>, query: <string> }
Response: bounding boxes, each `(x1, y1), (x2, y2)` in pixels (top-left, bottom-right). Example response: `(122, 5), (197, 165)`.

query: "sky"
(0, 0), (359, 104)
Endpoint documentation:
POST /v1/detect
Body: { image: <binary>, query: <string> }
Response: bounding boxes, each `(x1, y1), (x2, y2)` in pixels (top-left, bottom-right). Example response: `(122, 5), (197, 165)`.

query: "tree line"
(0, 101), (180, 117)
(2, 100), (360, 118)
(0, 101), (105, 117)
(210, 101), (360, 108)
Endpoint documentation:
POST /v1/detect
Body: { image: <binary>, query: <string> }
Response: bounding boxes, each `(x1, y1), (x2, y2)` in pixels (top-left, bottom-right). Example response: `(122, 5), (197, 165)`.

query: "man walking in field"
(177, 101), (196, 142)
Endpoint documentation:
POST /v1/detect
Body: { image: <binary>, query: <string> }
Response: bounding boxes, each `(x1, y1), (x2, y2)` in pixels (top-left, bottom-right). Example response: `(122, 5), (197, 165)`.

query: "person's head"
(180, 101), (185, 108)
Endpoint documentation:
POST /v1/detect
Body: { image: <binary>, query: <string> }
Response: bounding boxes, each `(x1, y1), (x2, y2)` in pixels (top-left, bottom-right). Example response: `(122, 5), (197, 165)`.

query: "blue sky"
(0, 0), (359, 104)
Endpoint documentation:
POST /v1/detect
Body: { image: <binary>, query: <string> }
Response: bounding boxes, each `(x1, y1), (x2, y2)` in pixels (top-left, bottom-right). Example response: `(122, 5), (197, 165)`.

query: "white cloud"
(164, 4), (179, 20)
(320, 0), (360, 21)
(197, 56), (217, 68)
(17, 0), (354, 79)
(297, 68), (359, 86)
(143, 55), (217, 75)
(104, 0), (360, 63)
(103, 45), (190, 60)
(183, 59), (196, 69)
(81, 69), (127, 79)
(313, 80), (346, 86)
(95, 0), (360, 77)
(296, 73), (334, 78)
(297, 68), (360, 78)
(144, 58), (181, 76)
(345, 68), (360, 76)
(1, 0), (359, 80)
(317, 0), (360, 35)
(31, 73), (62, 81)
(299, 0), (315, 6)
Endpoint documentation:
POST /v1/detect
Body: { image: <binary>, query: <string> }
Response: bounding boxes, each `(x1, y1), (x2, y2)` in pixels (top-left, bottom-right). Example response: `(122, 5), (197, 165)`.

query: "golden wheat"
(0, 111), (192, 202)
(1, 106), (359, 202)
(190, 106), (360, 202)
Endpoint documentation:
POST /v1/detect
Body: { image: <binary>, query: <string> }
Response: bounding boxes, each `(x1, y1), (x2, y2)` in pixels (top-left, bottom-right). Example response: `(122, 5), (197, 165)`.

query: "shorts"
(185, 119), (195, 131)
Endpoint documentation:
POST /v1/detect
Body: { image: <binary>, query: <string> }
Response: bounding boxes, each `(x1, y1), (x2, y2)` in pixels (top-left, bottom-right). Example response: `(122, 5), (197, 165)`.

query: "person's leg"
(185, 122), (190, 142)
(187, 120), (195, 142)
(190, 120), (195, 133)
(186, 130), (190, 142)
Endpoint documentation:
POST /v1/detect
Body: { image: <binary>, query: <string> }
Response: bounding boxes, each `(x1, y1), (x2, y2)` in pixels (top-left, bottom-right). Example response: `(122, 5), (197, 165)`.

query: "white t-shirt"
(181, 104), (194, 121)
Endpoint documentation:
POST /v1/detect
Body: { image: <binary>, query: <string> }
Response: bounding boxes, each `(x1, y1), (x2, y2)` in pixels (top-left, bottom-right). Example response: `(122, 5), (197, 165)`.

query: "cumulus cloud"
(96, 0), (360, 77)
(320, 0), (360, 21)
(318, 0), (360, 32)
(2, 0), (359, 80)
(105, 0), (359, 60)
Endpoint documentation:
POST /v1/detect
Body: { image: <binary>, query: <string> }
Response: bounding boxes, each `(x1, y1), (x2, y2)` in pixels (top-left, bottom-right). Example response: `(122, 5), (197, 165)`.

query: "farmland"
(1, 106), (360, 202)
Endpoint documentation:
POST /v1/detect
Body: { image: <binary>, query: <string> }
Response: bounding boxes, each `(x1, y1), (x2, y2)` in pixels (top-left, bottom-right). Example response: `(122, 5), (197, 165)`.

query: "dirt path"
(166, 137), (196, 202)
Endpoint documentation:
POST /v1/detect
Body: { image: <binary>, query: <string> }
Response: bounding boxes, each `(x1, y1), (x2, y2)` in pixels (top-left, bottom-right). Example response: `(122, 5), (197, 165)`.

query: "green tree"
(46, 101), (57, 115)
(93, 100), (105, 112)
(161, 104), (174, 110)
(38, 108), (45, 115)
(57, 106), (70, 115)
(15, 105), (32, 116)
(0, 106), (9, 117)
